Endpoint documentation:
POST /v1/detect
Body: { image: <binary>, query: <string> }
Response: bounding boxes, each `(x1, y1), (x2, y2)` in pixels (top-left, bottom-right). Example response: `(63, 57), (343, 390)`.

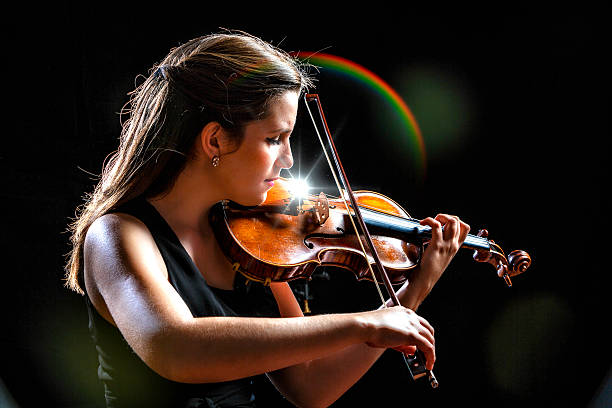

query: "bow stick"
(303, 94), (439, 388)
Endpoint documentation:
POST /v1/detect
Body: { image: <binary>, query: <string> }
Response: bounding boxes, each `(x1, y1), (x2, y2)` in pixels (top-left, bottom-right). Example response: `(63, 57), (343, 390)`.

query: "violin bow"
(303, 94), (439, 388)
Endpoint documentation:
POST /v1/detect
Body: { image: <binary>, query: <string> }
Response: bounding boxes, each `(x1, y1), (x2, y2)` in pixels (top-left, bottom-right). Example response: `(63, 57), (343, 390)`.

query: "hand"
(398, 214), (470, 308)
(362, 306), (436, 370)
(420, 213), (470, 277)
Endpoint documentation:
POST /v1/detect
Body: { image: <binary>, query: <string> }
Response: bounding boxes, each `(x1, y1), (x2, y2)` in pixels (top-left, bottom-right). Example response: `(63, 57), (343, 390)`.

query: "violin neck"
(359, 207), (490, 251)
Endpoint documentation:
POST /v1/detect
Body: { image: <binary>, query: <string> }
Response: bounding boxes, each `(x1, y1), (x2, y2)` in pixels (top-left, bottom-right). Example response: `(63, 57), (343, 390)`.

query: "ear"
(198, 121), (223, 161)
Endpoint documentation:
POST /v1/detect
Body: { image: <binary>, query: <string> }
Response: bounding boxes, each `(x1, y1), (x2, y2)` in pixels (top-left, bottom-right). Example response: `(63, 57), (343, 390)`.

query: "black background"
(2, 5), (609, 407)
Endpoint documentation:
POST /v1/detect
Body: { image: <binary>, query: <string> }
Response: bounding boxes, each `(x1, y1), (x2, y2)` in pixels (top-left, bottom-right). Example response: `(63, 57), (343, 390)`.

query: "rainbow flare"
(294, 52), (426, 174)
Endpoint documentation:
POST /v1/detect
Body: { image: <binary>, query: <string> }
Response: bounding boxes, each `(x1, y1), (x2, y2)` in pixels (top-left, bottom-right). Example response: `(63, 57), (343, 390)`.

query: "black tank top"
(84, 198), (281, 408)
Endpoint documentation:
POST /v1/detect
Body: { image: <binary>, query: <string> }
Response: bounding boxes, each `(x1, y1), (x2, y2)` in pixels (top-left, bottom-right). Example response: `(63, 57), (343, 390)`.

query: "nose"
(278, 140), (294, 170)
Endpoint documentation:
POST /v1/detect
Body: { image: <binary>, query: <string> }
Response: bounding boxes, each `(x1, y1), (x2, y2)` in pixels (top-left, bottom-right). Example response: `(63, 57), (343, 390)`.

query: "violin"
(209, 94), (532, 388)
(209, 177), (531, 288)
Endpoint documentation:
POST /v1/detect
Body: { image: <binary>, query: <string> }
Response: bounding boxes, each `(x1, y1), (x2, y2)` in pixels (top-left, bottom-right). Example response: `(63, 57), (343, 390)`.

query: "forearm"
(269, 281), (428, 405)
(153, 313), (366, 384)
(391, 214), (471, 312)
(270, 286), (426, 406)
(388, 266), (439, 311)
(269, 340), (387, 407)
(267, 295), (424, 407)
(393, 276), (431, 311)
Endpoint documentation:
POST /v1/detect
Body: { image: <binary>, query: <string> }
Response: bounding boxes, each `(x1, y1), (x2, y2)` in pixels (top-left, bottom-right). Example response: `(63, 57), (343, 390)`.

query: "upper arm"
(270, 282), (303, 318)
(83, 213), (194, 375)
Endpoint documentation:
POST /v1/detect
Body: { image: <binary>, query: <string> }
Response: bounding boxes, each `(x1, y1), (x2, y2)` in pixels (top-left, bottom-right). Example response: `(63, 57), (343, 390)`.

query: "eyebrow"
(268, 127), (294, 134)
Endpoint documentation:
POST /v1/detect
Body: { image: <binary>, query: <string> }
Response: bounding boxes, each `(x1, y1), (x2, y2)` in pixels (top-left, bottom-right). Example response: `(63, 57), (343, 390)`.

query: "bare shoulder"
(86, 211), (152, 246)
(86, 212), (164, 269)
(85, 211), (168, 277)
(84, 212), (167, 321)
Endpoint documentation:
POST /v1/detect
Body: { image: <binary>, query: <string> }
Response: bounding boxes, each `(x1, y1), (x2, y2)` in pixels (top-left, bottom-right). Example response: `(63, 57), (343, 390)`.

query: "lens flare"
(287, 178), (310, 199)
(293, 52), (426, 175)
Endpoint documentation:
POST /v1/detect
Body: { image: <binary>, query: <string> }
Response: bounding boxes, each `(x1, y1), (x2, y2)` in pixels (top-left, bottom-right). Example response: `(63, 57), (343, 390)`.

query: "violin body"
(210, 178), (422, 285)
(209, 178), (531, 286)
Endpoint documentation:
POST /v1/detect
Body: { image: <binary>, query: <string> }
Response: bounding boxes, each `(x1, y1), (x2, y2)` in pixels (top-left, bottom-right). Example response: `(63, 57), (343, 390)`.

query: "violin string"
(303, 96), (387, 306)
(349, 206), (490, 249)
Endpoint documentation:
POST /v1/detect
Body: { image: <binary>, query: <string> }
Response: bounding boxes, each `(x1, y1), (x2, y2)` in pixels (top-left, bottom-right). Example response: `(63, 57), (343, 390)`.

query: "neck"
(147, 160), (222, 237)
(359, 207), (490, 250)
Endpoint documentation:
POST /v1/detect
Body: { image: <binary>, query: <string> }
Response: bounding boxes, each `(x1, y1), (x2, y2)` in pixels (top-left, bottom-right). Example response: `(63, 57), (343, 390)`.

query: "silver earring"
(211, 155), (220, 167)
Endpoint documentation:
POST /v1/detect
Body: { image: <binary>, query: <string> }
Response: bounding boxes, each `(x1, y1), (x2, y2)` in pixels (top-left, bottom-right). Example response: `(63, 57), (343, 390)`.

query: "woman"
(65, 32), (470, 407)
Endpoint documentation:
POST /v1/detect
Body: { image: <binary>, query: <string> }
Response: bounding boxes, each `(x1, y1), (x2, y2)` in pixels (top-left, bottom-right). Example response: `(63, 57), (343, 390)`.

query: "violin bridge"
(312, 192), (329, 225)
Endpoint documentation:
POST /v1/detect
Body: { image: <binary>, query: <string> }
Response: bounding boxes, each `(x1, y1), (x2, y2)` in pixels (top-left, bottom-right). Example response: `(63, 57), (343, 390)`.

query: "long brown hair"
(65, 32), (313, 294)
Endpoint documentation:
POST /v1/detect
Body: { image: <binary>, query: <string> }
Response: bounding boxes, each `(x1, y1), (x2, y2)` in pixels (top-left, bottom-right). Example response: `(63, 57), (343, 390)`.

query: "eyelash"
(267, 137), (282, 145)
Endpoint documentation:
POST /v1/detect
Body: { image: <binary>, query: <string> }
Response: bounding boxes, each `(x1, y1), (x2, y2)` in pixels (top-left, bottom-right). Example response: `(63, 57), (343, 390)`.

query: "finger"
(441, 215), (468, 248)
(391, 332), (435, 369)
(447, 217), (460, 242)
(420, 217), (443, 243)
(402, 308), (435, 345)
(412, 333), (436, 371)
(417, 314), (435, 338)
(437, 214), (471, 241)
(433, 213), (455, 224)
(392, 345), (417, 355)
(418, 323), (435, 347)
(434, 214), (460, 241)
(459, 220), (471, 245)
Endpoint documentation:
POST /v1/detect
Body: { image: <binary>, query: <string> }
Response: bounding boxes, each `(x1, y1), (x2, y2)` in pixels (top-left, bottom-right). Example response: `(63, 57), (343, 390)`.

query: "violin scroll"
(473, 229), (532, 287)
(507, 250), (532, 276)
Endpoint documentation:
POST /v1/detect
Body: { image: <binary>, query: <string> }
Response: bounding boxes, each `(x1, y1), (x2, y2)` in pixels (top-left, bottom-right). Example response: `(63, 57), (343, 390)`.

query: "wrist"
(351, 311), (376, 345)
(397, 269), (433, 310)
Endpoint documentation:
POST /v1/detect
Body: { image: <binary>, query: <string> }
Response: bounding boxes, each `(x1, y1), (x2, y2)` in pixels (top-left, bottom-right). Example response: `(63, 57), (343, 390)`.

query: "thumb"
(392, 345), (417, 355)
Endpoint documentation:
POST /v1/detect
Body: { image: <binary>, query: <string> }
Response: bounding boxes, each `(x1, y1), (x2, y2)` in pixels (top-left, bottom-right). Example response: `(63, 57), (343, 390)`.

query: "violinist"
(64, 31), (470, 408)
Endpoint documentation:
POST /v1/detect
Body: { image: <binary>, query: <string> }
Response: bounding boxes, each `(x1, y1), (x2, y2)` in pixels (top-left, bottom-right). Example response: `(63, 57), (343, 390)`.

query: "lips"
(264, 177), (279, 182)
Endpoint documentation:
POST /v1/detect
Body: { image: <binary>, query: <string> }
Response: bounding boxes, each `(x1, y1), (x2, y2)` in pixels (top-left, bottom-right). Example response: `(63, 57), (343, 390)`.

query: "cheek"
(230, 149), (273, 184)
(225, 141), (277, 183)
(250, 148), (277, 171)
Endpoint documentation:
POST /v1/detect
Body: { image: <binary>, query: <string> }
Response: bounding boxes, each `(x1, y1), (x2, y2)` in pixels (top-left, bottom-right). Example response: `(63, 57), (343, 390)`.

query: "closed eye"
(266, 137), (282, 145)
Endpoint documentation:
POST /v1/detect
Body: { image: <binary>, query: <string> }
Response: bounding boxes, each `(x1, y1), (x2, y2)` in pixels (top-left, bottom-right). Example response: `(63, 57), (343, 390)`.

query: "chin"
(233, 191), (267, 207)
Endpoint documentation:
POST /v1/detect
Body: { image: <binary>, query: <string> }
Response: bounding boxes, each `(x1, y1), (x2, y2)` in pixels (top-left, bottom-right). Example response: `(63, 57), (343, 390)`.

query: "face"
(217, 91), (298, 206)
